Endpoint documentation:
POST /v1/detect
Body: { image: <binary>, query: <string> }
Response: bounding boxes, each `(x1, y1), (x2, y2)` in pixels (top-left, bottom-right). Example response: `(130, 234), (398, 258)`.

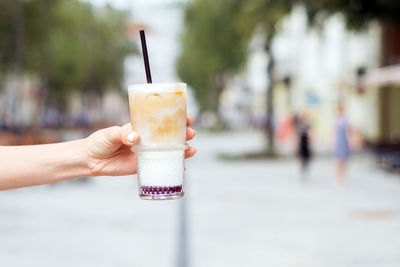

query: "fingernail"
(127, 133), (137, 143)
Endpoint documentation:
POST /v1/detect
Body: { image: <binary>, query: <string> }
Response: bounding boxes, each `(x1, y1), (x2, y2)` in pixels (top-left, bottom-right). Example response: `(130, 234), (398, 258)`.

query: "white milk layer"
(136, 150), (185, 186)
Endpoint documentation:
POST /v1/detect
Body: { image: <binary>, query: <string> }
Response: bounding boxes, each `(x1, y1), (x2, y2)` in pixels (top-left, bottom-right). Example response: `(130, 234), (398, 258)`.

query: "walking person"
(334, 103), (351, 185)
(295, 112), (312, 181)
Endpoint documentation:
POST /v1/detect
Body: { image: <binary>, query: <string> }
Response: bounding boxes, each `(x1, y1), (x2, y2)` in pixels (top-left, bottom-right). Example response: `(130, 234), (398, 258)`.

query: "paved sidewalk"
(189, 131), (400, 267)
(1, 130), (399, 267)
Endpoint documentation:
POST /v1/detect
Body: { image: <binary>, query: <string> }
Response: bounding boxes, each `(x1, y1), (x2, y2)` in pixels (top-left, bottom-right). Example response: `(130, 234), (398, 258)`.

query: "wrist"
(80, 137), (97, 177)
(66, 138), (93, 178)
(82, 136), (104, 177)
(32, 139), (92, 184)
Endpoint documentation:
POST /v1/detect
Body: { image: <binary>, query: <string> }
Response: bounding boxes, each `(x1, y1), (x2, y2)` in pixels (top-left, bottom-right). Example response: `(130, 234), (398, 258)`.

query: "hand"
(85, 117), (196, 176)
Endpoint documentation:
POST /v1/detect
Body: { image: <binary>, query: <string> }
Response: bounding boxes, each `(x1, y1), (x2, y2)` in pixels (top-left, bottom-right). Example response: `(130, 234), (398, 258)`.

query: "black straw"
(139, 30), (152, 83)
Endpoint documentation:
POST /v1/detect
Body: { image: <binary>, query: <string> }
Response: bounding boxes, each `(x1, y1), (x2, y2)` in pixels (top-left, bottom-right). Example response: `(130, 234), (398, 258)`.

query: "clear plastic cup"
(128, 83), (187, 200)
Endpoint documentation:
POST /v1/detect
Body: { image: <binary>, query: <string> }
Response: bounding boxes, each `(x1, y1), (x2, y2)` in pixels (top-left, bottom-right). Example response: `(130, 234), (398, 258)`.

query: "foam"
(136, 150), (185, 186)
(128, 82), (186, 94)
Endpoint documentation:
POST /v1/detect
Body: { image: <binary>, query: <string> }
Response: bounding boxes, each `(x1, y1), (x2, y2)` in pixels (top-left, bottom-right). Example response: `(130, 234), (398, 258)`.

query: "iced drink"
(128, 82), (187, 200)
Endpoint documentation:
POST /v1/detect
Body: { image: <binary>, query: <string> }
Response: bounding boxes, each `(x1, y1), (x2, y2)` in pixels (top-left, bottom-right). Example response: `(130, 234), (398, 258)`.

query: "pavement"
(1, 130), (400, 267)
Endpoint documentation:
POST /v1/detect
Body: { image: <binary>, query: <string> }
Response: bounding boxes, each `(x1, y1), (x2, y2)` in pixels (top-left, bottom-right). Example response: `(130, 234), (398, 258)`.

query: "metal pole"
(177, 182), (188, 267)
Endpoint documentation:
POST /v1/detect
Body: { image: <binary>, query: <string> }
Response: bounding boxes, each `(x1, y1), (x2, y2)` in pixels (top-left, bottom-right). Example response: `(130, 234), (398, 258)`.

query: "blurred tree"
(0, 0), (25, 76)
(295, 0), (400, 30)
(0, 0), (135, 110)
(178, 0), (399, 153)
(241, 0), (292, 155)
(177, 0), (252, 125)
(178, 0), (291, 154)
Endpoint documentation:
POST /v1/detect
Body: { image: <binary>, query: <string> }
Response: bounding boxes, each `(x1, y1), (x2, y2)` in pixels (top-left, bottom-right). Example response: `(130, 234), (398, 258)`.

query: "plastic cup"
(128, 82), (187, 200)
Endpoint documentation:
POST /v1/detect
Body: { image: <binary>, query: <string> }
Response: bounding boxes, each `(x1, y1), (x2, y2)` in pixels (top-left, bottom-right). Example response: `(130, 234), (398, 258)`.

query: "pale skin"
(0, 117), (196, 191)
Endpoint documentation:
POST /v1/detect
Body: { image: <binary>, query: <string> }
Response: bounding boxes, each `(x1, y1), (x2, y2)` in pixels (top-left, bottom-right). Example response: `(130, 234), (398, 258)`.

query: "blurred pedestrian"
(334, 103), (351, 185)
(295, 112), (312, 181)
(0, 117), (196, 191)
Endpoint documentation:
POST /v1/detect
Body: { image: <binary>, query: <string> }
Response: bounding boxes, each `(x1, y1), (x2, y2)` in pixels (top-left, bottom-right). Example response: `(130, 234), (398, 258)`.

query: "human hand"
(85, 117), (196, 176)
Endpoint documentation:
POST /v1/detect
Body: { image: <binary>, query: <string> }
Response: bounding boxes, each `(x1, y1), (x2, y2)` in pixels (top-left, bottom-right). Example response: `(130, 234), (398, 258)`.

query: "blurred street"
(1, 130), (399, 267)
(1, 0), (400, 266)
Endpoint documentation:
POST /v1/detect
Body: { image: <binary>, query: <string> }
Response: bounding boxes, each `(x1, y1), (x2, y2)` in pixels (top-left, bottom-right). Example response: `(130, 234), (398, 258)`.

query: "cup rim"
(128, 82), (186, 93)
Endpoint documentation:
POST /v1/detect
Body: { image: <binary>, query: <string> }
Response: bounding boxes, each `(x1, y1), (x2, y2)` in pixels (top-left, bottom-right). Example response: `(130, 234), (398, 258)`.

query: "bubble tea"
(128, 83), (187, 200)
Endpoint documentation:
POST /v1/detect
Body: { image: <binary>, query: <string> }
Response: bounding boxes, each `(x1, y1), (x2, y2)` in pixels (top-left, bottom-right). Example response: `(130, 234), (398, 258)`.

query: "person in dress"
(334, 104), (351, 185)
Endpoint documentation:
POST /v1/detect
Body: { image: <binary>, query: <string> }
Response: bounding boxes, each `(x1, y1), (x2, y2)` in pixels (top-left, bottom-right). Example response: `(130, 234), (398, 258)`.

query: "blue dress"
(335, 116), (350, 161)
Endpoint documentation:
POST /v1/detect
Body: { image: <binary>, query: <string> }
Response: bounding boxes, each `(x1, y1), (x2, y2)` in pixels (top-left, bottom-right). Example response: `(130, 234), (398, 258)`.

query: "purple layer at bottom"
(140, 185), (183, 195)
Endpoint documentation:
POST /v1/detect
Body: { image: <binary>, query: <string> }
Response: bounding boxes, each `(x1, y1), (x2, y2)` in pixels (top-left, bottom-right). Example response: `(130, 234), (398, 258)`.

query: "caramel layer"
(129, 90), (187, 145)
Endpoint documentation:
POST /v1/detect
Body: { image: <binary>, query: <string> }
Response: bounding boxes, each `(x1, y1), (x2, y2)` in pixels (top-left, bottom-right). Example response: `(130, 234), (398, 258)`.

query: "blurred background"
(1, 0), (400, 266)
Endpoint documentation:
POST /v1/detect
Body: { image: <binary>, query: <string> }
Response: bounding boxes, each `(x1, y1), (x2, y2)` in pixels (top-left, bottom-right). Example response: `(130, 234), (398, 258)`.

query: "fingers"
(101, 126), (124, 145)
(120, 127), (140, 146)
(185, 146), (196, 159)
(116, 118), (193, 149)
(186, 127), (196, 141)
(120, 123), (140, 146)
(185, 117), (196, 158)
(102, 124), (140, 147)
(187, 116), (194, 126)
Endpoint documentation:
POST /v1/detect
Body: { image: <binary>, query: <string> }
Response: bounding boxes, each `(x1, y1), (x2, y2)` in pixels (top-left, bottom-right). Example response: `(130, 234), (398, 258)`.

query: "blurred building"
(0, 75), (40, 130)
(270, 6), (383, 152)
(358, 22), (400, 148)
(0, 72), (129, 145)
(222, 6), (399, 154)
(218, 5), (400, 157)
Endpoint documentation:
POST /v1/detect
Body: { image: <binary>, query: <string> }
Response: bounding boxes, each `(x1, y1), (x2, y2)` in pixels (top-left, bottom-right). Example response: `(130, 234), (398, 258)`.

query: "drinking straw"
(139, 30), (152, 83)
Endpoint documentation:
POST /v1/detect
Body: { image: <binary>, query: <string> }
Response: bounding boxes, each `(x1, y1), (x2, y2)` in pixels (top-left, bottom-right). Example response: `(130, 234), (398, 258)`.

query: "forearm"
(0, 139), (91, 190)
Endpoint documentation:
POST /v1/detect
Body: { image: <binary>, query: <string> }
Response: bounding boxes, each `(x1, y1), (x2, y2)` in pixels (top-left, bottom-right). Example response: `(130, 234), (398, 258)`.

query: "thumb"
(102, 124), (140, 147)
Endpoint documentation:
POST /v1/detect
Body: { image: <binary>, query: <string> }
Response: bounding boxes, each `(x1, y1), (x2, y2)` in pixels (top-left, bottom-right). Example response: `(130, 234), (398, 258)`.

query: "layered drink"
(128, 83), (187, 200)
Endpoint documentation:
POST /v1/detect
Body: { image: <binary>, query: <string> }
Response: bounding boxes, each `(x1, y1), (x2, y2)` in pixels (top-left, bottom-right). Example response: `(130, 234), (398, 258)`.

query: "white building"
(240, 6), (382, 150)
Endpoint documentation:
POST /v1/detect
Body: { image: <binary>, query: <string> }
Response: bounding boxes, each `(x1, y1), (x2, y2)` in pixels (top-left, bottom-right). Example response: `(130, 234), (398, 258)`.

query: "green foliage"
(0, 0), (136, 107)
(241, 0), (293, 41)
(177, 0), (292, 113)
(297, 0), (400, 30)
(178, 0), (400, 115)
(0, 1), (14, 70)
(177, 0), (252, 112)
